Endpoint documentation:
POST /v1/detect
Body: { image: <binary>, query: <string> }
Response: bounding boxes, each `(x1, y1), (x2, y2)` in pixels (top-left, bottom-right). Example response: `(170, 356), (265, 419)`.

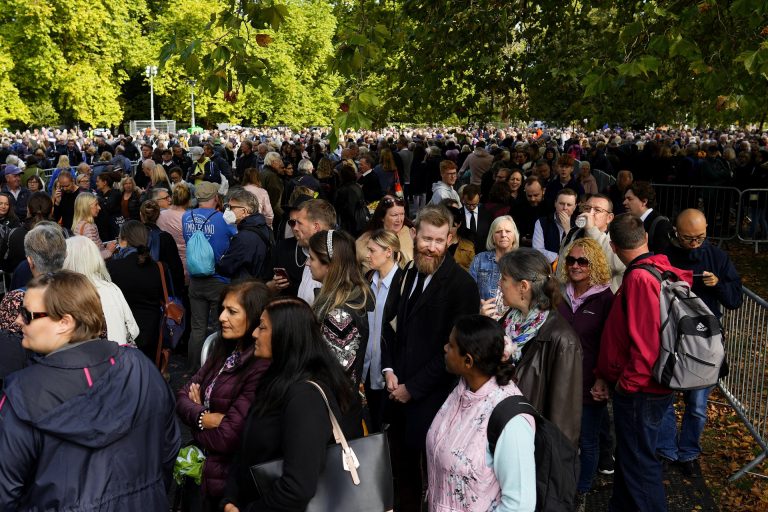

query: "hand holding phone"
(272, 268), (290, 290)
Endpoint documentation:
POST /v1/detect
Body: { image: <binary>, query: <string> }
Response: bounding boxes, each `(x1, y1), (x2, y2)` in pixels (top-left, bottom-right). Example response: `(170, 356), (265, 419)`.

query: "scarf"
(502, 307), (549, 362)
(112, 246), (137, 260)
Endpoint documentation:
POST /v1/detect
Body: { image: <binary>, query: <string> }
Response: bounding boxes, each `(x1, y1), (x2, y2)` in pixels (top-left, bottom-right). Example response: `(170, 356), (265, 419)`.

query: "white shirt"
(464, 208), (478, 231)
(532, 216), (565, 264)
(640, 208), (653, 222)
(297, 264), (321, 305)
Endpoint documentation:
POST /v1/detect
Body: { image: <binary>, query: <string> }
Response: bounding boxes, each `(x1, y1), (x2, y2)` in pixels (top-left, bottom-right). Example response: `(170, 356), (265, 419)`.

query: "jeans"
(578, 403), (606, 492)
(656, 386), (713, 462)
(187, 276), (227, 371)
(609, 390), (674, 512)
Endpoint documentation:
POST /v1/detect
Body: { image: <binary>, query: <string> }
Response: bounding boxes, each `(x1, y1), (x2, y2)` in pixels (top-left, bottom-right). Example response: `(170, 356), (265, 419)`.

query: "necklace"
(294, 241), (306, 268)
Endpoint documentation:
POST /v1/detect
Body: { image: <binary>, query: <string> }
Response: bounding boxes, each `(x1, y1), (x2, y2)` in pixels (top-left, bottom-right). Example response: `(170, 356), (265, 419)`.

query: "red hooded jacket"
(596, 253), (693, 394)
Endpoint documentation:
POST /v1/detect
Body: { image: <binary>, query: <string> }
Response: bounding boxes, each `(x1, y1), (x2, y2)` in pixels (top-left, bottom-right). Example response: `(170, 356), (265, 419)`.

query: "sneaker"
(598, 454), (615, 475)
(680, 459), (701, 478)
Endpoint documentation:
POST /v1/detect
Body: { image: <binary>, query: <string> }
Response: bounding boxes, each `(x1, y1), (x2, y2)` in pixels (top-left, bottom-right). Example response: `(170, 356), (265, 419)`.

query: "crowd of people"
(0, 123), (752, 511)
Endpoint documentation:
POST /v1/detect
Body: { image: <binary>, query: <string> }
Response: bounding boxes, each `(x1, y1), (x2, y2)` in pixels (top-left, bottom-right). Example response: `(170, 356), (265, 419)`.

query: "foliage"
(156, 0), (339, 127)
(0, 0), (150, 127)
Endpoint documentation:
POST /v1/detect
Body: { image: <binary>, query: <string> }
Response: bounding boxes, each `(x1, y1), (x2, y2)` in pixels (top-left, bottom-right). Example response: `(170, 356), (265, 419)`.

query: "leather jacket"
(513, 310), (583, 446)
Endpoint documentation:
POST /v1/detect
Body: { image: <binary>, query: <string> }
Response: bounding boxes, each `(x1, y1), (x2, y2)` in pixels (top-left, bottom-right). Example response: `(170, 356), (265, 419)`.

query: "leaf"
(620, 21), (643, 45)
(669, 37), (701, 60)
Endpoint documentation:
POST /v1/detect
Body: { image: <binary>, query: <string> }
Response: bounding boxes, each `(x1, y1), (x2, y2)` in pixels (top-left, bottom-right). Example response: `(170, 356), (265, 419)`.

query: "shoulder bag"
(249, 381), (393, 512)
(156, 261), (186, 368)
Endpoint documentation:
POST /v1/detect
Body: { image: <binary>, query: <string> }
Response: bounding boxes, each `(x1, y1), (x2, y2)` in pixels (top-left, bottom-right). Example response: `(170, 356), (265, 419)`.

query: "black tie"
(407, 272), (427, 318)
(470, 211), (477, 232)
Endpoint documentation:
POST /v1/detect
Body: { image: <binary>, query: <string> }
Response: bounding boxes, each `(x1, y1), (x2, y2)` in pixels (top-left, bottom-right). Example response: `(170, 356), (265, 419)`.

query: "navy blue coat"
(216, 213), (271, 281)
(0, 340), (180, 510)
(663, 240), (743, 318)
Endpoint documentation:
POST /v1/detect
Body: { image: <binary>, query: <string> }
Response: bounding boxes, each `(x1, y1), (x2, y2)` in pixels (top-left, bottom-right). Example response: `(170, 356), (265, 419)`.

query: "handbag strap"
(306, 380), (361, 485)
(157, 261), (170, 304)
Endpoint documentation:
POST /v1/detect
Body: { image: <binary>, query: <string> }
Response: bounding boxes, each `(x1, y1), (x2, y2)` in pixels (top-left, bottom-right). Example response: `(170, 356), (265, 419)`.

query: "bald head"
(676, 209), (707, 231)
(675, 209), (707, 248)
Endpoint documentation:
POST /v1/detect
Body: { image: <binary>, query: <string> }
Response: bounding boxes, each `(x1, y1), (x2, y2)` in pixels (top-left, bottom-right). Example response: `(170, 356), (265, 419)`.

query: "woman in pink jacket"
(426, 315), (536, 512)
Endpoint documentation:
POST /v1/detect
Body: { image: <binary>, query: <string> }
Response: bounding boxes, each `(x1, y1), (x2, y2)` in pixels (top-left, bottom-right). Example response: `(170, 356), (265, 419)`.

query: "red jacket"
(596, 253), (693, 394)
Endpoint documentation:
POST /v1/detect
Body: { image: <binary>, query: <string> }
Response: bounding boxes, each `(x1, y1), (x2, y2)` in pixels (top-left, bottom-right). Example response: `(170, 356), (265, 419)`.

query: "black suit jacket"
(461, 206), (492, 253)
(643, 209), (673, 254)
(358, 171), (383, 203)
(383, 255), (480, 449)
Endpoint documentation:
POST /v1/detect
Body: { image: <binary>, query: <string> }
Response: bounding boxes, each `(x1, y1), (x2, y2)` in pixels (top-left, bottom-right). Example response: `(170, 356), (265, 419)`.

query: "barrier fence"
(720, 286), (768, 481)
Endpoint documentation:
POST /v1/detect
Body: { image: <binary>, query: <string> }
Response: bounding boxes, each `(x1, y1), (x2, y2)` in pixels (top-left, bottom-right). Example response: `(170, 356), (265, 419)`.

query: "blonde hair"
(557, 237), (611, 286)
(486, 215), (520, 252)
(71, 193), (98, 230)
(57, 155), (70, 169)
(368, 228), (401, 263)
(151, 164), (170, 186)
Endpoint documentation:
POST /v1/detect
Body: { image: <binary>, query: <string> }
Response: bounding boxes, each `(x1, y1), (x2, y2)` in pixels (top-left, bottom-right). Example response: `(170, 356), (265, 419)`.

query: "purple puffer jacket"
(176, 345), (270, 498)
(557, 287), (614, 404)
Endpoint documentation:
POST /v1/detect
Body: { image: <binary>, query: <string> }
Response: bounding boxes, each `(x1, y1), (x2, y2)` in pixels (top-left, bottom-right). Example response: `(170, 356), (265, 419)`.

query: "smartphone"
(273, 267), (289, 281)
(693, 273), (704, 278)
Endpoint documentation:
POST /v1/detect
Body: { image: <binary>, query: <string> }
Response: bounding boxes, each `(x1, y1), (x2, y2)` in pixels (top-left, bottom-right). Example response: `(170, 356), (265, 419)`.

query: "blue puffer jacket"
(0, 340), (180, 510)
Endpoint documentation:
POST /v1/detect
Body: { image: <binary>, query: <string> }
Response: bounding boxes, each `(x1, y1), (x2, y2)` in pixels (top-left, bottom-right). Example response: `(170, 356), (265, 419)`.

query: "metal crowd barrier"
(737, 189), (768, 254)
(719, 286), (768, 481)
(653, 184), (741, 243)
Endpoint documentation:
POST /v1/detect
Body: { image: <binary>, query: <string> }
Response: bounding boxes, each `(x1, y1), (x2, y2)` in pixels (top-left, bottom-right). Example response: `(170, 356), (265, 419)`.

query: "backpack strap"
(192, 208), (219, 232)
(647, 215), (669, 247)
(487, 395), (540, 454)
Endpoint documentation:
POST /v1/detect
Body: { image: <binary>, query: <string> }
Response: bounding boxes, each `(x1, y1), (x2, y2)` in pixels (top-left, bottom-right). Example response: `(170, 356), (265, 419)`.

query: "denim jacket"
(469, 250), (501, 300)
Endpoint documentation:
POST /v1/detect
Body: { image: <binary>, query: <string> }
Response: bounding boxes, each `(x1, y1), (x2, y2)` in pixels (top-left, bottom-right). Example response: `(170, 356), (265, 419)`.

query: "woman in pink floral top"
(426, 315), (536, 512)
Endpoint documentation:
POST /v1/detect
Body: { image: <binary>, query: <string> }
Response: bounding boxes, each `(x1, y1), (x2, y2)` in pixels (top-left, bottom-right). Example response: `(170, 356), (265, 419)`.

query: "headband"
(326, 230), (334, 258)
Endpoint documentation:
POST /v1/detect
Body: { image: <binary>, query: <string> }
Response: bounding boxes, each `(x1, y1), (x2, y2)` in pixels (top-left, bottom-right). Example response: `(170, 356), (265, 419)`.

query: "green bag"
(173, 445), (206, 485)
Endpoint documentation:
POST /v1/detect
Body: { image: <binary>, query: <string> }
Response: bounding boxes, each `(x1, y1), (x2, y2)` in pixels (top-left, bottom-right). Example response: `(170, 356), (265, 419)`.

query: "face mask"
(223, 208), (237, 225)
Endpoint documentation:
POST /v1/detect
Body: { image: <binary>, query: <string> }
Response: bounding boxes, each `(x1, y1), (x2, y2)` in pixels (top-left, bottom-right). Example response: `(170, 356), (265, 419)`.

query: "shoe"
(598, 454), (615, 475)
(680, 459), (701, 478)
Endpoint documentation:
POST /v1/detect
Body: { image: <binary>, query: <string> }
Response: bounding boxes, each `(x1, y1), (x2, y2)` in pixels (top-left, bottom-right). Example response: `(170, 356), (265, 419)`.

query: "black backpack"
(487, 396), (578, 512)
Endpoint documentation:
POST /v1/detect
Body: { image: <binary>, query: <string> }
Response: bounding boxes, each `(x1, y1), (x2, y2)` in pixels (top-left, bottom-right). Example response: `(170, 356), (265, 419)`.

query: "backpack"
(186, 210), (218, 277)
(487, 396), (578, 512)
(628, 264), (725, 390)
(647, 214), (670, 247)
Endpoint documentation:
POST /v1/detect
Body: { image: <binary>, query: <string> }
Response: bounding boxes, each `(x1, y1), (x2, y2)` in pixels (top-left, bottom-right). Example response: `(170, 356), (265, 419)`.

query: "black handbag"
(249, 381), (394, 512)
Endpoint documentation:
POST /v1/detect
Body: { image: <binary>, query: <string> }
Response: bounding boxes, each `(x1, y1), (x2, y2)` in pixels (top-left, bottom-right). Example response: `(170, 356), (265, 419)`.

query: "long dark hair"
(210, 280), (270, 366)
(453, 315), (515, 386)
(252, 297), (354, 416)
(0, 192), (19, 224)
(26, 191), (53, 226)
(119, 220), (150, 265)
(365, 195), (412, 232)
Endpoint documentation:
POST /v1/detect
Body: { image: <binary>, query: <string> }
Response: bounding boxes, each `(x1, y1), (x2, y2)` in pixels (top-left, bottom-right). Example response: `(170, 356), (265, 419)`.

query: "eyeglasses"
(463, 202), (479, 208)
(565, 256), (590, 267)
(579, 204), (611, 215)
(677, 233), (706, 244)
(224, 204), (248, 211)
(21, 308), (49, 324)
(157, 195), (171, 202)
(287, 219), (298, 227)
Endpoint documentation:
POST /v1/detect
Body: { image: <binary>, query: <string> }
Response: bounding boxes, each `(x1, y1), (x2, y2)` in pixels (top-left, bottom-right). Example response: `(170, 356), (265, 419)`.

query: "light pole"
(145, 65), (158, 131)
(188, 79), (197, 129)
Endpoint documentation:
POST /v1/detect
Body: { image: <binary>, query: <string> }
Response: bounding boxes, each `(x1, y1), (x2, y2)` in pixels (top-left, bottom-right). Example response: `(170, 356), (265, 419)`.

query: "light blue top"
(364, 267), (397, 390)
(469, 250), (502, 301)
(488, 416), (537, 511)
(181, 208), (237, 282)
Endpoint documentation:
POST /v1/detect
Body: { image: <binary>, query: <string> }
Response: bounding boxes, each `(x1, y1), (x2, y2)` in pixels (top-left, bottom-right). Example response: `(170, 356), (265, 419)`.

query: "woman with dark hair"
(0, 270), (179, 509)
(3, 192), (52, 273)
(106, 220), (165, 360)
(0, 192), (20, 265)
(334, 163), (366, 237)
(482, 182), (512, 219)
(221, 297), (362, 512)
(177, 281), (271, 510)
(95, 171), (121, 240)
(141, 200), (185, 293)
(427, 315), (536, 511)
(480, 247), (583, 445)
(355, 195), (414, 272)
(307, 230), (373, 390)
(24, 175), (43, 193)
(374, 147), (399, 194)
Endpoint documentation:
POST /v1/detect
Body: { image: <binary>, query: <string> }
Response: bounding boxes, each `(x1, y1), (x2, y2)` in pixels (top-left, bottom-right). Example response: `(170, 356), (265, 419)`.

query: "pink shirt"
(244, 184), (274, 228)
(157, 207), (187, 278)
(426, 378), (534, 511)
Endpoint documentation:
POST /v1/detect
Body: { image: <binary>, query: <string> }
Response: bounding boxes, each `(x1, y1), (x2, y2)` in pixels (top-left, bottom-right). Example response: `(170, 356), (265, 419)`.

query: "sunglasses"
(21, 308), (49, 324)
(565, 256), (590, 267)
(381, 197), (405, 208)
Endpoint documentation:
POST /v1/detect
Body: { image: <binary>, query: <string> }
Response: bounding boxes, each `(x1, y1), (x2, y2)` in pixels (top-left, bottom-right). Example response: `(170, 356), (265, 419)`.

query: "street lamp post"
(145, 66), (158, 131)
(188, 80), (197, 129)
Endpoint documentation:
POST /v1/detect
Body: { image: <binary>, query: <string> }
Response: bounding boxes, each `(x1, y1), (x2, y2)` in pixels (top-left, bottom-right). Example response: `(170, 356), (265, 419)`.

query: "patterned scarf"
(502, 307), (549, 362)
(203, 349), (241, 409)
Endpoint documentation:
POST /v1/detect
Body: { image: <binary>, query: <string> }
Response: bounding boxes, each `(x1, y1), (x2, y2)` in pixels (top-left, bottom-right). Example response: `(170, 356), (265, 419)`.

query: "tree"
(0, 0), (150, 127)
